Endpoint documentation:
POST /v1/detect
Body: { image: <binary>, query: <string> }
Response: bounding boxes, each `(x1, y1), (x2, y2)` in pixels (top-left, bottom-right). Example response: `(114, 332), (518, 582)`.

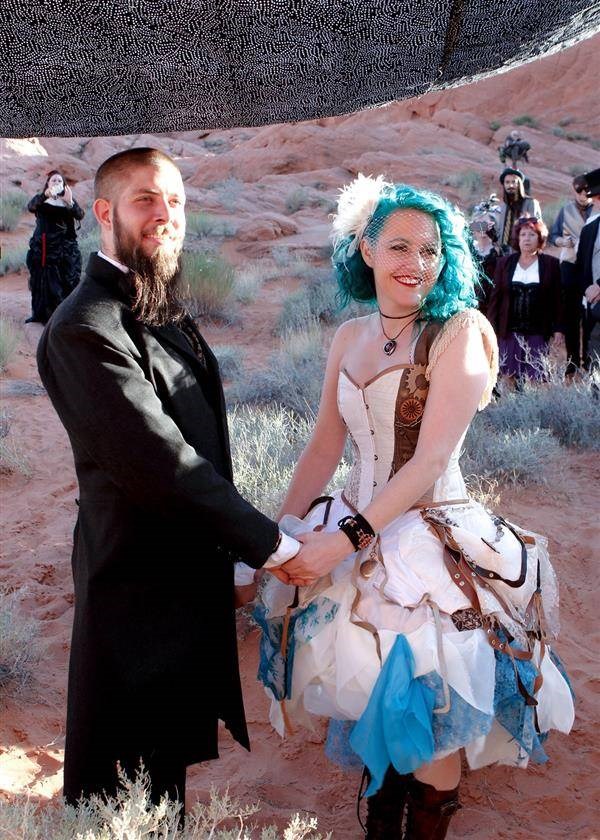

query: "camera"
(470, 221), (489, 234)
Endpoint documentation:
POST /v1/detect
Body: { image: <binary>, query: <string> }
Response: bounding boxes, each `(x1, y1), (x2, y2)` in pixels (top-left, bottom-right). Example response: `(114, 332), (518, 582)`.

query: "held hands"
(277, 530), (352, 587)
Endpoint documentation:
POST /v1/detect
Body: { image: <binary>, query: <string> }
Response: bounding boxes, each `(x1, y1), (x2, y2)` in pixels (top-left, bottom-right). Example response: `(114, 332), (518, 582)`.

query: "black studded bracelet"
(338, 513), (376, 551)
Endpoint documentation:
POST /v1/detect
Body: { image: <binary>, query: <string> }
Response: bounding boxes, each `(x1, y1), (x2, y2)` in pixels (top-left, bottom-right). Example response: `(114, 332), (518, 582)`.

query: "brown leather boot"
(404, 778), (461, 839)
(365, 767), (410, 839)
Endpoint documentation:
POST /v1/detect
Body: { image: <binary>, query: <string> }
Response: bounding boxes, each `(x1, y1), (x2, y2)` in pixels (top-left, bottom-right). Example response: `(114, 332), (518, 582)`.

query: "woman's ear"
(359, 237), (374, 268)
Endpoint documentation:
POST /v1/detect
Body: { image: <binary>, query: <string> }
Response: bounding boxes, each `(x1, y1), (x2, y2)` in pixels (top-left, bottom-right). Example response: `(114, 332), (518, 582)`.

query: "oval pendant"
(383, 339), (397, 356)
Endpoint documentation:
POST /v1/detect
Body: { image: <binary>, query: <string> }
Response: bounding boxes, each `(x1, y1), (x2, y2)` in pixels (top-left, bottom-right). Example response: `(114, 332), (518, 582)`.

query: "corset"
(338, 323), (468, 511)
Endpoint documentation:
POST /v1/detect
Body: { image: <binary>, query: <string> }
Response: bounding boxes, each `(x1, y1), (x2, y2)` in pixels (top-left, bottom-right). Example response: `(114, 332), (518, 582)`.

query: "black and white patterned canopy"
(2, 0), (599, 138)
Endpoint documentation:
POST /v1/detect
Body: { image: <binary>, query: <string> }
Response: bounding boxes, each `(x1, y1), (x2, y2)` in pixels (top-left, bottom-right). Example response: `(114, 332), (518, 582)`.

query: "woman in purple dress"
(488, 217), (564, 381)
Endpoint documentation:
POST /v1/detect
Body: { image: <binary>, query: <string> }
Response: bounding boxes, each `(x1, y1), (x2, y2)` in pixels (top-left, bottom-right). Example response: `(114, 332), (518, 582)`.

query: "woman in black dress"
(26, 170), (85, 323)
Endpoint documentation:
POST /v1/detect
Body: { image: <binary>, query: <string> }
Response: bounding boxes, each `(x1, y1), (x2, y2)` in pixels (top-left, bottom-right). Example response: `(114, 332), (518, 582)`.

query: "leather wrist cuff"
(338, 513), (376, 551)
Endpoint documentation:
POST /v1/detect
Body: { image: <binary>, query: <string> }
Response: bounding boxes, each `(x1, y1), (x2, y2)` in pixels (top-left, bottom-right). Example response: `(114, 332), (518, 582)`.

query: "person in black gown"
(26, 170), (85, 323)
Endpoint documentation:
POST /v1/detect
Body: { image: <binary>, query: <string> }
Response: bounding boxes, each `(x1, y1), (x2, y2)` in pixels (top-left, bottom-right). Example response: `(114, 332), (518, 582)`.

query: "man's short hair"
(572, 174), (587, 191)
(94, 148), (178, 202)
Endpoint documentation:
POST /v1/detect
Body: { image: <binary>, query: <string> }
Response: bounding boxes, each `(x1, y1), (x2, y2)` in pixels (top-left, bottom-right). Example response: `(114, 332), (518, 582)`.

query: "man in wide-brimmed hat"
(497, 167), (542, 253)
(574, 167), (600, 367)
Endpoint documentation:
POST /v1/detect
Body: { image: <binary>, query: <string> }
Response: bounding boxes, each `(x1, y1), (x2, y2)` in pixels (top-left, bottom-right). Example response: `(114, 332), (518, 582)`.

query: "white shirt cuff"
(263, 531), (301, 568)
(233, 562), (257, 586)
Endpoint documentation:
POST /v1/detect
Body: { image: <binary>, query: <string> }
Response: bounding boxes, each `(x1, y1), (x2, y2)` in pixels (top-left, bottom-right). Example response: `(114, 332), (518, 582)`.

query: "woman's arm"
(276, 320), (352, 519)
(71, 200), (85, 221)
(27, 193), (45, 213)
(283, 317), (490, 581)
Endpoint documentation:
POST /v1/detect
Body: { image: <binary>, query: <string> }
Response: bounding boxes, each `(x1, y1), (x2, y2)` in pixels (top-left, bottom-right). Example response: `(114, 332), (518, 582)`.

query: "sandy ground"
(1, 269), (599, 838)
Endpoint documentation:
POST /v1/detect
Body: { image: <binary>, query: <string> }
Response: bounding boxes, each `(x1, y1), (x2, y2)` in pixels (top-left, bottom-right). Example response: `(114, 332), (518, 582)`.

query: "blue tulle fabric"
(256, 599), (572, 789)
(349, 635), (436, 795)
(254, 596), (339, 701)
(324, 632), (573, 790)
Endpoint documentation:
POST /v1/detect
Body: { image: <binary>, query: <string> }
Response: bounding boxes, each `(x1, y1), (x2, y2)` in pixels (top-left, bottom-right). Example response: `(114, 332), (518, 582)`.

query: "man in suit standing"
(37, 148), (302, 810)
(548, 174), (593, 374)
(574, 167), (600, 368)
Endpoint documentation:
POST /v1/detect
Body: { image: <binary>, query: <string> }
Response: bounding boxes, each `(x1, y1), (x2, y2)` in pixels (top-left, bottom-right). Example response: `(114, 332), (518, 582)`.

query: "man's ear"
(359, 237), (374, 268)
(93, 198), (112, 231)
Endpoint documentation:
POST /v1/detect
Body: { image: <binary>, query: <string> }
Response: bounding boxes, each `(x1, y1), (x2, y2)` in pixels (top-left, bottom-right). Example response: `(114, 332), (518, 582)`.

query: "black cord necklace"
(378, 306), (421, 320)
(378, 311), (419, 356)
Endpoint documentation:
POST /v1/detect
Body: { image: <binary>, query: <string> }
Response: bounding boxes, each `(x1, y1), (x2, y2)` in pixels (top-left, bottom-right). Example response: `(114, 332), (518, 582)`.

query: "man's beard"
(114, 215), (185, 326)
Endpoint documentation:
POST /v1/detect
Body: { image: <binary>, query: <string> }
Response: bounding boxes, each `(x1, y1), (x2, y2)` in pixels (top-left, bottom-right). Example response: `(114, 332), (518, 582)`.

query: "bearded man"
(37, 148), (299, 810)
(497, 167), (542, 252)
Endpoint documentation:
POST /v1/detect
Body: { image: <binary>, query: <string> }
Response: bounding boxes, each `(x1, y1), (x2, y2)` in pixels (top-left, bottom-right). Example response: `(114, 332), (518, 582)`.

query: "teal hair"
(332, 183), (479, 322)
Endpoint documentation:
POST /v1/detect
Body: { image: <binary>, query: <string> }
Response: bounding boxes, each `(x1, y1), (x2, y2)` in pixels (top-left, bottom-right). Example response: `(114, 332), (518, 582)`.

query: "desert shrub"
(271, 244), (293, 268)
(462, 421), (561, 485)
(278, 269), (370, 333)
(181, 250), (236, 319)
(230, 403), (349, 518)
(187, 211), (237, 238)
(513, 114), (539, 128)
(542, 200), (566, 233)
(212, 177), (243, 212)
(0, 189), (27, 231)
(551, 126), (566, 138)
(568, 164), (588, 177)
(0, 316), (20, 371)
(285, 187), (311, 214)
(0, 768), (330, 839)
(213, 345), (241, 381)
(566, 131), (589, 143)
(558, 117), (573, 127)
(230, 322), (326, 416)
(0, 410), (31, 477)
(0, 243), (28, 276)
(0, 587), (39, 701)
(489, 120), (501, 131)
(285, 187), (335, 215)
(234, 263), (264, 303)
(481, 368), (600, 451)
(442, 170), (483, 206)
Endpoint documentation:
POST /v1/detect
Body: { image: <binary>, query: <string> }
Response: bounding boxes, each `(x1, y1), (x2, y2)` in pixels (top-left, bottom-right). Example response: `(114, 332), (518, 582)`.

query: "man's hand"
(585, 284), (600, 305)
(268, 566), (292, 584)
(281, 530), (352, 586)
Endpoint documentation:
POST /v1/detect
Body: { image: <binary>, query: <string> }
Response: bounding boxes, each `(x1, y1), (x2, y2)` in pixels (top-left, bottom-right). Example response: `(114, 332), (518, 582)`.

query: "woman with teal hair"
(255, 176), (573, 838)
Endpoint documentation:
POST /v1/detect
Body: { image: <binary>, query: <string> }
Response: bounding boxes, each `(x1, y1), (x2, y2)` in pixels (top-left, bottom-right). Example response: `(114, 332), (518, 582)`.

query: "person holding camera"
(26, 170), (85, 324)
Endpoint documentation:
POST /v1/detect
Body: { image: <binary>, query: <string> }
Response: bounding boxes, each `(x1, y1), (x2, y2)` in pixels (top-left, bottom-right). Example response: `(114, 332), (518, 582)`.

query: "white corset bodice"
(337, 366), (467, 510)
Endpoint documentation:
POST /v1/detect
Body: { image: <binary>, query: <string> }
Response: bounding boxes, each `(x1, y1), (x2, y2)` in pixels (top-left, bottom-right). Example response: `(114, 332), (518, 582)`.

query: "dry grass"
(0, 410), (31, 477)
(0, 316), (21, 371)
(0, 768), (330, 839)
(0, 587), (39, 702)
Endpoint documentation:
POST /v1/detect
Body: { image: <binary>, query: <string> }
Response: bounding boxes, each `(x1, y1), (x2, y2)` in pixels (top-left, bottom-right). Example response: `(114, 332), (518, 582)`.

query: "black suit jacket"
(574, 215), (600, 294)
(487, 252), (564, 340)
(37, 254), (279, 797)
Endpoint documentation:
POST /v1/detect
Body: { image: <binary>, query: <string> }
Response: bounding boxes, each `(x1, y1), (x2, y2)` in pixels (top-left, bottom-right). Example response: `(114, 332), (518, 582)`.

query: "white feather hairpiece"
(331, 173), (392, 257)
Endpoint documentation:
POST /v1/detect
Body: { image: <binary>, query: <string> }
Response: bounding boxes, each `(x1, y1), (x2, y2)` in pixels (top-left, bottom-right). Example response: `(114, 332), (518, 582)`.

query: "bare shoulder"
(331, 314), (368, 346)
(426, 309), (498, 408)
